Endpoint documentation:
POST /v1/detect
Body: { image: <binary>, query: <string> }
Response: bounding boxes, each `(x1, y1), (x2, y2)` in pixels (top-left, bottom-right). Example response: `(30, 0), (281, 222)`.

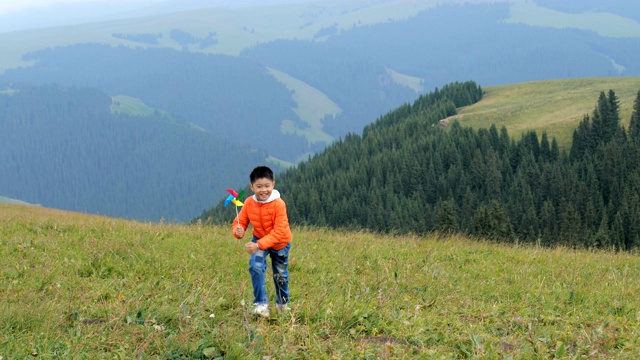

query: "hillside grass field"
(267, 67), (339, 147)
(111, 95), (167, 118)
(507, 2), (640, 38)
(0, 196), (35, 206)
(2, 204), (639, 358)
(451, 77), (640, 148)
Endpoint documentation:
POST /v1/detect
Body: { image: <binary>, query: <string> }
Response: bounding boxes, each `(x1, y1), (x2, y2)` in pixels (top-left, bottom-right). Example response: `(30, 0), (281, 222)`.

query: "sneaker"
(276, 303), (291, 313)
(251, 303), (270, 317)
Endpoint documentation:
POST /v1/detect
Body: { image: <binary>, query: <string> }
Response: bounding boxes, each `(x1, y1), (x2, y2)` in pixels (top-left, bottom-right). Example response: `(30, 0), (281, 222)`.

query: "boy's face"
(250, 177), (275, 201)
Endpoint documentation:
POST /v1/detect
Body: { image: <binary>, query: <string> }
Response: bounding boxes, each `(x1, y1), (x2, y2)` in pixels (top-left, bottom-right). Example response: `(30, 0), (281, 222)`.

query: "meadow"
(453, 77), (640, 149)
(1, 204), (639, 359)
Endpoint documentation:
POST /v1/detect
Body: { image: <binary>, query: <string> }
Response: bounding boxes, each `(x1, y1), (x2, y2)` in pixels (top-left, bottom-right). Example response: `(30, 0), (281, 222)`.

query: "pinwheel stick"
(224, 188), (245, 232)
(235, 204), (240, 229)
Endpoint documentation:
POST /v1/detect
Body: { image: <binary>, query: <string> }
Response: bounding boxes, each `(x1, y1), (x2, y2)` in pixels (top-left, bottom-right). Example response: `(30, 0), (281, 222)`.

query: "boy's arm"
(256, 200), (292, 250)
(232, 204), (249, 239)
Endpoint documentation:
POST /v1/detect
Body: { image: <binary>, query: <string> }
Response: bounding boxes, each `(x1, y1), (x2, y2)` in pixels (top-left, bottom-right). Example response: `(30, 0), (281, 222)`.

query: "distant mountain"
(0, 84), (271, 221)
(2, 0), (640, 221)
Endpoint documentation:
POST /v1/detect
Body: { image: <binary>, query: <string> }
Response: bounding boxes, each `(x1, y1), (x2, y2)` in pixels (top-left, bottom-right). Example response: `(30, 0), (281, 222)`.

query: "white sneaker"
(276, 303), (291, 313)
(251, 303), (270, 317)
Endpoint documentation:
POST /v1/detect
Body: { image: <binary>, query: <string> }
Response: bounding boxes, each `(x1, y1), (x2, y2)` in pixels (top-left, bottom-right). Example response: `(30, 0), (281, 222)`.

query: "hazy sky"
(0, 0), (166, 16)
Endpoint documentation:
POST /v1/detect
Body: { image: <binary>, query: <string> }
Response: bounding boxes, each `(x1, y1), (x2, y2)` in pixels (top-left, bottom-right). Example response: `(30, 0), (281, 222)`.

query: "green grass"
(268, 67), (340, 146)
(507, 2), (640, 38)
(266, 156), (295, 170)
(386, 68), (424, 94)
(110, 95), (206, 131)
(2, 204), (640, 358)
(0, 86), (18, 95)
(110, 95), (163, 117)
(450, 77), (640, 148)
(0, 196), (35, 205)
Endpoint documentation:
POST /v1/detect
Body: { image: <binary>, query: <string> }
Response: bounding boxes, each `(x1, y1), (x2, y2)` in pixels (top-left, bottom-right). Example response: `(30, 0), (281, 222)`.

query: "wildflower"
(209, 313), (215, 318)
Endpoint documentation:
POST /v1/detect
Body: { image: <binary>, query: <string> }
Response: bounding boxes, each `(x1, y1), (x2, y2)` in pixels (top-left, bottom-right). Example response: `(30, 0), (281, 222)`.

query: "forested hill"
(200, 81), (640, 251)
(0, 85), (270, 221)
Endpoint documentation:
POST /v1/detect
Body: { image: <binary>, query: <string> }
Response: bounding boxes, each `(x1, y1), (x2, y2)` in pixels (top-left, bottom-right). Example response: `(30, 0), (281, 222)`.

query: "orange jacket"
(232, 190), (292, 250)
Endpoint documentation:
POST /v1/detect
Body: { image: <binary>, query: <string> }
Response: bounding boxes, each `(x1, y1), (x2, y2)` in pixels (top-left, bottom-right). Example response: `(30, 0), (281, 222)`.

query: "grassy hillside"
(450, 77), (640, 147)
(0, 196), (35, 205)
(2, 204), (639, 358)
(267, 67), (339, 146)
(110, 95), (207, 131)
(110, 95), (171, 118)
(507, 2), (640, 38)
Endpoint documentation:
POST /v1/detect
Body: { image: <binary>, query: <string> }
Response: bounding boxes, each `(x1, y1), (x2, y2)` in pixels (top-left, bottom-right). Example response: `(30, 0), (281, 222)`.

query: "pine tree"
(488, 200), (513, 241)
(606, 89), (621, 136)
(570, 115), (591, 161)
(520, 205), (539, 242)
(435, 200), (459, 233)
(550, 138), (560, 162)
(629, 90), (640, 143)
(540, 132), (551, 162)
(484, 150), (502, 201)
(560, 203), (581, 247)
(539, 200), (556, 246)
(591, 211), (611, 249)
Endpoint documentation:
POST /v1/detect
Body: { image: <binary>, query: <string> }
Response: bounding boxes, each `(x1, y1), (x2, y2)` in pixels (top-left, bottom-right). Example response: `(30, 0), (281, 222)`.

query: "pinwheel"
(225, 188), (244, 228)
(224, 188), (244, 208)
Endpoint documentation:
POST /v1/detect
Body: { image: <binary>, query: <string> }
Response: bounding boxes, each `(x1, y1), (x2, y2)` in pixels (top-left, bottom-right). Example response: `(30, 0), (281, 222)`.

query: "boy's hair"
(250, 166), (274, 183)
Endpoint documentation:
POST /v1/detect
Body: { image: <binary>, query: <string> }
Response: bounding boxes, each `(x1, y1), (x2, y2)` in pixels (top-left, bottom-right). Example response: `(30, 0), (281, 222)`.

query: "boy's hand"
(245, 242), (259, 254)
(235, 226), (245, 238)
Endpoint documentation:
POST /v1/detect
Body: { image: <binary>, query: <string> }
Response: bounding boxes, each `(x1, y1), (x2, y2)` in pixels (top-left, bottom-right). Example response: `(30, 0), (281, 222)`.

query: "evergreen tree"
(591, 211), (611, 249)
(473, 200), (512, 241)
(570, 115), (591, 161)
(539, 200), (556, 246)
(435, 200), (459, 233)
(629, 90), (640, 143)
(611, 211), (626, 251)
(539, 132), (551, 162)
(560, 203), (581, 247)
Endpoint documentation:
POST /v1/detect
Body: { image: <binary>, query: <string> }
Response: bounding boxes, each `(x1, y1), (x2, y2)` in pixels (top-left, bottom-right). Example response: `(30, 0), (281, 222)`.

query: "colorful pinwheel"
(225, 188), (244, 229)
(224, 188), (244, 208)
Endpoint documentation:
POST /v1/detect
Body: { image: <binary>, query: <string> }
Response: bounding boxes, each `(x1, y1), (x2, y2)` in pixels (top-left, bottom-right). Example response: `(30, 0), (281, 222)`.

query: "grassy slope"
(450, 77), (640, 148)
(2, 204), (639, 358)
(507, 2), (640, 38)
(110, 95), (206, 131)
(110, 95), (164, 117)
(267, 67), (340, 145)
(0, 196), (35, 205)
(387, 68), (425, 93)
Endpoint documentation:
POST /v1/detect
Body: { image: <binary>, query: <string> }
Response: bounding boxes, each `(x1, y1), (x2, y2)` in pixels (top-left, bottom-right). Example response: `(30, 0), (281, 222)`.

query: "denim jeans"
(249, 235), (290, 305)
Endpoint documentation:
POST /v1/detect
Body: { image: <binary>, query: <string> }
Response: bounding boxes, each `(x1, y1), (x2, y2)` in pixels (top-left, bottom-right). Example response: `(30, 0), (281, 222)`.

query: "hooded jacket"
(232, 189), (292, 250)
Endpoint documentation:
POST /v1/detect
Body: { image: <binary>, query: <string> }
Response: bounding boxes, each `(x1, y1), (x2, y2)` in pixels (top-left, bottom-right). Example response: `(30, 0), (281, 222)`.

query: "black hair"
(250, 166), (274, 183)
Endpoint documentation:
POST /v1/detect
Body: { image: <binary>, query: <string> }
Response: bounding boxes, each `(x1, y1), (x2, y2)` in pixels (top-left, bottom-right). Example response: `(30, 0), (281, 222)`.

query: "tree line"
(0, 85), (269, 221)
(201, 81), (640, 250)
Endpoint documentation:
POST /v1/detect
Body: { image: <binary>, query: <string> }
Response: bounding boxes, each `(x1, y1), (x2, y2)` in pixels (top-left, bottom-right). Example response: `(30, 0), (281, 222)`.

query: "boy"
(232, 166), (292, 317)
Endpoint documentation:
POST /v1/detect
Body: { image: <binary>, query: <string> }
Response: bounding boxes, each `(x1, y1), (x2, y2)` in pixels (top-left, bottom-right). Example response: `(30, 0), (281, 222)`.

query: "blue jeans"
(249, 236), (290, 305)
